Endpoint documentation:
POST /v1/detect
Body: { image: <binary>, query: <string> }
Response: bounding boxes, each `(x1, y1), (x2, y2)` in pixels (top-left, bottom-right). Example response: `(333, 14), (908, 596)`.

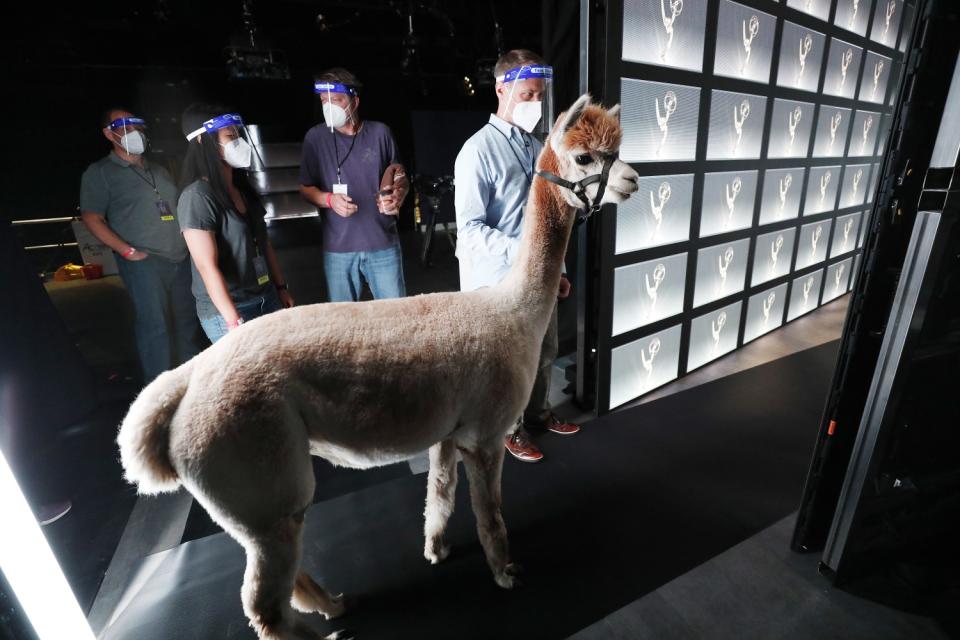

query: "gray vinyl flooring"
(568, 514), (950, 640)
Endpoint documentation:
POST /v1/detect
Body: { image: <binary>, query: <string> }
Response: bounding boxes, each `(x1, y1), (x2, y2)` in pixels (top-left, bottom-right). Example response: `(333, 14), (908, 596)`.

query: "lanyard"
(486, 122), (533, 184)
(333, 124), (362, 183)
(129, 165), (159, 195)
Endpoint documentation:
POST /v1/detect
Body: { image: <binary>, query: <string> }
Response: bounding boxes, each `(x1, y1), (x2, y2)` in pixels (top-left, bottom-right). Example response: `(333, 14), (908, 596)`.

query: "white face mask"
(512, 100), (542, 133)
(322, 101), (351, 130)
(221, 138), (252, 169)
(118, 130), (146, 155)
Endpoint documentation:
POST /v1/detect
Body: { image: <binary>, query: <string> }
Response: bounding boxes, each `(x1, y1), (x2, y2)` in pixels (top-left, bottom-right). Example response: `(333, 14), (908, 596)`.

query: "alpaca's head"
(545, 94), (638, 210)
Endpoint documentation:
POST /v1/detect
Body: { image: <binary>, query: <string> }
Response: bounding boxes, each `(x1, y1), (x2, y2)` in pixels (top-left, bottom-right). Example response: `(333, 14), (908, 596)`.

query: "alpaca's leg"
(424, 438), (458, 564)
(292, 572), (345, 620)
(238, 515), (346, 640)
(460, 439), (518, 589)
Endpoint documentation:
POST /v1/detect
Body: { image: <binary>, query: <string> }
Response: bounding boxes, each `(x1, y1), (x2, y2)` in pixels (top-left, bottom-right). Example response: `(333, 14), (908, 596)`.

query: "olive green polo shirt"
(79, 152), (187, 262)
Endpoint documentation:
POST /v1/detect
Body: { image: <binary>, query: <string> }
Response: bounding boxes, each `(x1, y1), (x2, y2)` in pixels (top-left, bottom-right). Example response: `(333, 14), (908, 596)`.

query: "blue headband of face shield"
(108, 117), (146, 130)
(313, 81), (356, 96)
(496, 65), (553, 83)
(185, 113), (244, 141)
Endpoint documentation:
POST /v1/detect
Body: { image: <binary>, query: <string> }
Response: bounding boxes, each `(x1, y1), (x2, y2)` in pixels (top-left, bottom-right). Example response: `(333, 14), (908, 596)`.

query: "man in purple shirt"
(299, 68), (410, 301)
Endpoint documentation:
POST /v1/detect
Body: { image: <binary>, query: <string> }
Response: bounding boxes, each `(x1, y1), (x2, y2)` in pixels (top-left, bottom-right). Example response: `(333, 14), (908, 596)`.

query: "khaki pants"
(523, 303), (558, 425)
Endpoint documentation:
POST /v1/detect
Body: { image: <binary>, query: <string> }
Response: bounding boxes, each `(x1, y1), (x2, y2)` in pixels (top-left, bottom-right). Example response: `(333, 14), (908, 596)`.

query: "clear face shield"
(185, 113), (263, 170)
(497, 64), (554, 139)
(314, 81), (358, 132)
(108, 117), (148, 155)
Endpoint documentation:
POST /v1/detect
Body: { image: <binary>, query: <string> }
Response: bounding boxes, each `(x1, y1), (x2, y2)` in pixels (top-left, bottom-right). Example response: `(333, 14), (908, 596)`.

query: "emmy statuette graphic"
(641, 337), (662, 383)
(872, 59), (885, 100)
(819, 170), (832, 205)
(840, 48), (854, 90)
(733, 99), (750, 154)
(842, 217), (855, 250)
(788, 105), (803, 153)
(762, 291), (776, 325)
(644, 263), (667, 319)
(649, 181), (671, 241)
(810, 224), (823, 259)
(655, 90), (678, 158)
(861, 114), (874, 153)
(718, 246), (735, 294)
(778, 173), (793, 216)
(849, 0), (860, 28)
(829, 111), (842, 152)
(741, 15), (760, 76)
(852, 167), (864, 199)
(883, 0), (897, 39)
(834, 263), (846, 293)
(770, 234), (784, 275)
(802, 275), (815, 307)
(798, 33), (813, 87)
(724, 176), (742, 229)
(660, 0), (684, 62)
(711, 311), (727, 355)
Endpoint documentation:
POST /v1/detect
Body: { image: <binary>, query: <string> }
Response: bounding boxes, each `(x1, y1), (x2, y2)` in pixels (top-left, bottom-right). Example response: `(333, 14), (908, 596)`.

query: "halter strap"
(535, 155), (616, 225)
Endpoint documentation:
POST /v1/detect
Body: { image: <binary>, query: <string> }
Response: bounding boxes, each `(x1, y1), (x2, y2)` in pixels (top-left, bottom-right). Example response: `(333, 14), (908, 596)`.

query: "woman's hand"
(278, 289), (295, 308)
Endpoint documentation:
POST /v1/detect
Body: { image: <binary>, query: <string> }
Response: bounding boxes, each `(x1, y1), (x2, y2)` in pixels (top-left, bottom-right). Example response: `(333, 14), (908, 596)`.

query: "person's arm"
(80, 211), (148, 261)
(453, 145), (521, 263)
(262, 232), (294, 308)
(181, 229), (242, 327)
(298, 128), (356, 217)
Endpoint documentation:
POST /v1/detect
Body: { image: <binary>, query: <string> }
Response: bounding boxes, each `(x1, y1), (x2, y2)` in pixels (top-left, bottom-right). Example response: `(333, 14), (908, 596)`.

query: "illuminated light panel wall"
(593, 0), (913, 412)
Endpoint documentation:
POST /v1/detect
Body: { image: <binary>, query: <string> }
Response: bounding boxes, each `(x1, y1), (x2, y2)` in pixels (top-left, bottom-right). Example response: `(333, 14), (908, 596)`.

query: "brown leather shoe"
(541, 413), (580, 435)
(504, 428), (544, 463)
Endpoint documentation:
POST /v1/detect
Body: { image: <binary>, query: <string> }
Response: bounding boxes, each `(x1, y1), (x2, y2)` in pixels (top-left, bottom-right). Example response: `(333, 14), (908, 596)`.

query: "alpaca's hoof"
(323, 593), (346, 620)
(424, 541), (450, 565)
(494, 564), (523, 589)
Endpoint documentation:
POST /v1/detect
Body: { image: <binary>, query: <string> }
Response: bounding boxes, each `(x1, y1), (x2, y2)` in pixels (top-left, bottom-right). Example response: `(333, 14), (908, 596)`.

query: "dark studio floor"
(27, 224), (953, 639)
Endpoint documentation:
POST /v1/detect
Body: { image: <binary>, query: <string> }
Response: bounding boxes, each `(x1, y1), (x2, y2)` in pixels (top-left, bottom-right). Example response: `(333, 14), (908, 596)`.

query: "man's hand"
(330, 193), (358, 217)
(558, 275), (572, 299)
(378, 191), (401, 216)
(126, 249), (149, 261)
(278, 289), (295, 308)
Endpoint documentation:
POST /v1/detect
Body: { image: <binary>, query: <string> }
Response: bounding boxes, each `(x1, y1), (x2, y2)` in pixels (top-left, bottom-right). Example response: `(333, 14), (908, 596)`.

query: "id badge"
(333, 183), (349, 196)
(156, 199), (175, 222)
(253, 255), (270, 286)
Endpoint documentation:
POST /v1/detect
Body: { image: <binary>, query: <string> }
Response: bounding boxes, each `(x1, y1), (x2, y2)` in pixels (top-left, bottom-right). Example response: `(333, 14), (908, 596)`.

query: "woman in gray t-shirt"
(177, 104), (294, 343)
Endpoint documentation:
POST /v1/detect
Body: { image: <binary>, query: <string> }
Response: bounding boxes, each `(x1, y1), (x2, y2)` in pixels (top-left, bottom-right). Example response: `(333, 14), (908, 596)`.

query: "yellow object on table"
(53, 263), (87, 282)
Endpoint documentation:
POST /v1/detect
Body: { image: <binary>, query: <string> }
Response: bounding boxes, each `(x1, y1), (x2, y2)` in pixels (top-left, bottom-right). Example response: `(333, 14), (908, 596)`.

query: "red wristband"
(325, 192), (332, 208)
(123, 246), (137, 258)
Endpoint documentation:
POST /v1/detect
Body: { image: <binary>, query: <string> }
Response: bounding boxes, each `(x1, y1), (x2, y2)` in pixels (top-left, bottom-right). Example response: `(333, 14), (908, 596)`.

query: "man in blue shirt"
(454, 50), (580, 463)
(299, 68), (410, 302)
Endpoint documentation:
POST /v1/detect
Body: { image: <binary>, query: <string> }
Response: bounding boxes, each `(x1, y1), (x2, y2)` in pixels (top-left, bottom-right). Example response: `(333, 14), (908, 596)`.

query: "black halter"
(534, 154), (616, 226)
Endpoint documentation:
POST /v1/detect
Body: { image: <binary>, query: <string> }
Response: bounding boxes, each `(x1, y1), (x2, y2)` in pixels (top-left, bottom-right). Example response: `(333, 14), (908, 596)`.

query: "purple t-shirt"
(299, 121), (400, 253)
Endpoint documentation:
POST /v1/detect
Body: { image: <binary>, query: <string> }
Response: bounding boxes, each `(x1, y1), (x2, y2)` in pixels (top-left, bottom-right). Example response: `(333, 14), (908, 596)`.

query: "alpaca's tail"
(117, 361), (193, 495)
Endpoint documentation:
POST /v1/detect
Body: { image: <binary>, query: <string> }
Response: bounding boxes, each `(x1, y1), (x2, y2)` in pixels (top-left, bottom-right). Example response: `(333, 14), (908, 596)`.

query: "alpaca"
(117, 94), (638, 640)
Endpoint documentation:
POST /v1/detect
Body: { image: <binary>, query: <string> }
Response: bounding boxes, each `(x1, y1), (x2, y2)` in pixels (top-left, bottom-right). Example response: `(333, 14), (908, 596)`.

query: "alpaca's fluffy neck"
(499, 143), (575, 318)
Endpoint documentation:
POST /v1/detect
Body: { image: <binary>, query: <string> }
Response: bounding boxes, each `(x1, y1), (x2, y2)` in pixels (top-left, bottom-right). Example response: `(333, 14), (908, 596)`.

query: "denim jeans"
(198, 287), (283, 344)
(115, 255), (203, 384)
(323, 244), (406, 302)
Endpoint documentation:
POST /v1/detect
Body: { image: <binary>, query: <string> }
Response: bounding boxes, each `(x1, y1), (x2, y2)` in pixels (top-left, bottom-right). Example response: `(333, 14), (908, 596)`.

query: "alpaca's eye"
(575, 153), (593, 165)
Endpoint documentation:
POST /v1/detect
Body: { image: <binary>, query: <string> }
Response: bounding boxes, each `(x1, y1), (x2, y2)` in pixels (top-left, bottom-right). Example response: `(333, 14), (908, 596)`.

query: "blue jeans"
(323, 244), (406, 302)
(115, 255), (203, 384)
(199, 288), (283, 343)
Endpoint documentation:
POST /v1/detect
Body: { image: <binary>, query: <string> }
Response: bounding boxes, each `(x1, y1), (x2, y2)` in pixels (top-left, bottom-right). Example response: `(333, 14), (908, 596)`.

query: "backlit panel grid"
(600, 0), (912, 411)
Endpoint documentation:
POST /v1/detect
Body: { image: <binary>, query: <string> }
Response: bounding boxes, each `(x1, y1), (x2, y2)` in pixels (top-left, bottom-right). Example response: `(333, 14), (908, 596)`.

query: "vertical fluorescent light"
(0, 450), (95, 640)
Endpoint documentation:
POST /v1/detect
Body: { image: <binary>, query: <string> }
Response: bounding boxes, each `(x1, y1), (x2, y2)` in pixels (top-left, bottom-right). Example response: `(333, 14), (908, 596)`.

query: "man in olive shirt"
(80, 108), (202, 383)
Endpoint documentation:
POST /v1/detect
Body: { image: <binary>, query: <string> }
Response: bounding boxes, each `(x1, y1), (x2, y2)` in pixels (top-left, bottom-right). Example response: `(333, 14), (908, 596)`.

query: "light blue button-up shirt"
(454, 114), (542, 291)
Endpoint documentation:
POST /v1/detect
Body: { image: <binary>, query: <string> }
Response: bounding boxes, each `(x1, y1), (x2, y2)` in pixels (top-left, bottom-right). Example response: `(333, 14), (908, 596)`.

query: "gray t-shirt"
(177, 180), (271, 319)
(79, 152), (187, 262)
(299, 120), (401, 253)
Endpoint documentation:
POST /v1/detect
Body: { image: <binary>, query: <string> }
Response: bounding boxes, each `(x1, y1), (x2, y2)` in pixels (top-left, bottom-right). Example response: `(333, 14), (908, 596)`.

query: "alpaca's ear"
(551, 93), (591, 153)
(607, 103), (621, 120)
